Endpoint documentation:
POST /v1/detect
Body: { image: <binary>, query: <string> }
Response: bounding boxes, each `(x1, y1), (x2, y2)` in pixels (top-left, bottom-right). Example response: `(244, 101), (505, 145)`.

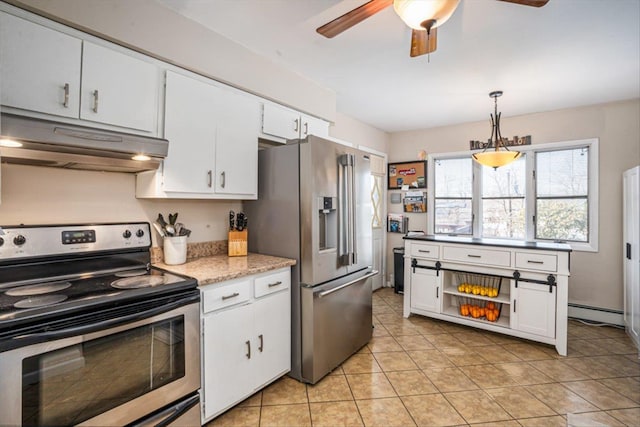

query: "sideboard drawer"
(409, 243), (440, 259)
(442, 245), (511, 268)
(515, 252), (558, 272)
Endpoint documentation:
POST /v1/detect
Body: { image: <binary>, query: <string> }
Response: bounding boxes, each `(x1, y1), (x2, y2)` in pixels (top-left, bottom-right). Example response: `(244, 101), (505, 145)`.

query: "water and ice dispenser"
(318, 196), (337, 252)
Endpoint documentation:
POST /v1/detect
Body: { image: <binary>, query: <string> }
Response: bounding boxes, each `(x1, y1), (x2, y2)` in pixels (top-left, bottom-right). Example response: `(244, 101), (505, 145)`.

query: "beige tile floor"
(208, 287), (639, 426)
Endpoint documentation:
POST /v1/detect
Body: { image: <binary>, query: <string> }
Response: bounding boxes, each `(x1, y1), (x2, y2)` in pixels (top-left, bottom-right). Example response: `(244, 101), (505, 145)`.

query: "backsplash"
(150, 239), (228, 264)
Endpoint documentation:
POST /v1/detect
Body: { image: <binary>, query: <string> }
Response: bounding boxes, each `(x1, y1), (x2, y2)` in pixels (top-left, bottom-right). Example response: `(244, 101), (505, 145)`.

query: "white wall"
(0, 164), (240, 246)
(387, 99), (640, 312)
(330, 112), (390, 154)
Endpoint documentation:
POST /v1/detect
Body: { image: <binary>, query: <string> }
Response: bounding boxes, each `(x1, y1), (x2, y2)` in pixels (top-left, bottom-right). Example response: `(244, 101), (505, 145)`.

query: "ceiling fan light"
(472, 151), (521, 169)
(393, 0), (460, 30)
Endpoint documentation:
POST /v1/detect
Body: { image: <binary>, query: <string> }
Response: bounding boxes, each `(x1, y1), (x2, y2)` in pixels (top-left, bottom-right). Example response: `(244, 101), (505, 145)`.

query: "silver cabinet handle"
(92, 90), (99, 113)
(246, 340), (251, 359)
(222, 292), (239, 301)
(221, 171), (226, 188)
(63, 83), (70, 108)
(467, 254), (481, 258)
(294, 118), (299, 132)
(258, 334), (264, 352)
(303, 122), (308, 136)
(268, 281), (282, 288)
(207, 170), (212, 187)
(527, 260), (544, 264)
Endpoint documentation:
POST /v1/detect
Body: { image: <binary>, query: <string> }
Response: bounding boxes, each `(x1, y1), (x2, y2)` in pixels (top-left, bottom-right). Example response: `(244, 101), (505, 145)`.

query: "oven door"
(0, 298), (200, 427)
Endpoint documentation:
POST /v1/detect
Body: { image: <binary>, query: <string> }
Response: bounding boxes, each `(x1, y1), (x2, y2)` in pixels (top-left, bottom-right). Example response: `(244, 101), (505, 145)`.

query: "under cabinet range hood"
(0, 113), (169, 173)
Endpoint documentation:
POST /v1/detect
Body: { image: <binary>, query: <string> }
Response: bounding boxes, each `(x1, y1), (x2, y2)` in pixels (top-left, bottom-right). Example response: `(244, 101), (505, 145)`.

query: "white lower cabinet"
(201, 268), (291, 423)
(510, 280), (556, 339)
(409, 267), (441, 314)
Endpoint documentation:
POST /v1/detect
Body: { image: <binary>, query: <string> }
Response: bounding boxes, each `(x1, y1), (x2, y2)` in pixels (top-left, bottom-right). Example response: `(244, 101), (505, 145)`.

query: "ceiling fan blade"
(497, 0), (549, 7)
(410, 28), (437, 57)
(316, 0), (393, 38)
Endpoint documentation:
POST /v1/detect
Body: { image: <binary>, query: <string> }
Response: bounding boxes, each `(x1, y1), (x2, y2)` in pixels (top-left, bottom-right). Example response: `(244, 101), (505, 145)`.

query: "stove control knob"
(0, 237), (4, 247)
(123, 230), (132, 239)
(136, 229), (145, 238)
(13, 235), (26, 246)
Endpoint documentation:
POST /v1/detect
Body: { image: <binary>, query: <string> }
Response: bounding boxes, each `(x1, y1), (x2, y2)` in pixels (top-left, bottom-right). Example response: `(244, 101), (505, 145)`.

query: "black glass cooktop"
(0, 267), (197, 328)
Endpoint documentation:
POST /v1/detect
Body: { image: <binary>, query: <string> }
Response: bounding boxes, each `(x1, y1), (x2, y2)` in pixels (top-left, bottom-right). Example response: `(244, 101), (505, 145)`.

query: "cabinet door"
(252, 290), (291, 388)
(410, 267), (441, 313)
(202, 303), (253, 420)
(214, 89), (260, 197)
(80, 41), (159, 132)
(262, 103), (300, 140)
(0, 12), (81, 118)
(301, 114), (329, 138)
(163, 71), (217, 193)
(511, 281), (556, 338)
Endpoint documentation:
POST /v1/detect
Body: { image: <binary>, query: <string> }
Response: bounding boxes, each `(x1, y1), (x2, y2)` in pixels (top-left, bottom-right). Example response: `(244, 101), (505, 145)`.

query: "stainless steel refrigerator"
(245, 135), (376, 384)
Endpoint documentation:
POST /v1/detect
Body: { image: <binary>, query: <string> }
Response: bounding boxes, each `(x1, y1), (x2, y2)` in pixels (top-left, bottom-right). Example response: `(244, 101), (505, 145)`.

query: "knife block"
(228, 229), (248, 257)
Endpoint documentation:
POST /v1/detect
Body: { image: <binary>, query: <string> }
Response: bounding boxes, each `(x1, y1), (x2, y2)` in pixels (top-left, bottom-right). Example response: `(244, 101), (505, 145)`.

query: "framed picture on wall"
(388, 161), (427, 190)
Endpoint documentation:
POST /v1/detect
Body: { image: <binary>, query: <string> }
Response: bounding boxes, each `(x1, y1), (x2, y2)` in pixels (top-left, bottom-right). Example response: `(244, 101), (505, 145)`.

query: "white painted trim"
(568, 305), (625, 326)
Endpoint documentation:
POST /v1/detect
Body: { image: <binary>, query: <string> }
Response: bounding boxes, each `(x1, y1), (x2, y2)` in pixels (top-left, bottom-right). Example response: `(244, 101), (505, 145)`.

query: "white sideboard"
(403, 236), (571, 355)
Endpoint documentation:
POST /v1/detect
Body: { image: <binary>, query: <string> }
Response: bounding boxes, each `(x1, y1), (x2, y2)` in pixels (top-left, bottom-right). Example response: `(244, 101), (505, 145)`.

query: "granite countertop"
(155, 253), (296, 286)
(404, 234), (572, 252)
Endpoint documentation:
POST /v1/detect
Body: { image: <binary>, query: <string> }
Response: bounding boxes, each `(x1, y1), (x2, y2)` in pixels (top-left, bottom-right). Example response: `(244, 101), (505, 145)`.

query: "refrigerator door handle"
(348, 154), (357, 264)
(338, 154), (352, 265)
(317, 270), (378, 298)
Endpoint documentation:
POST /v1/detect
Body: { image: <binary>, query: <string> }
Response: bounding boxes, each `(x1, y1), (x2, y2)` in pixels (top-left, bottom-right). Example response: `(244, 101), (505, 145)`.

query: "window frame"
(427, 138), (599, 252)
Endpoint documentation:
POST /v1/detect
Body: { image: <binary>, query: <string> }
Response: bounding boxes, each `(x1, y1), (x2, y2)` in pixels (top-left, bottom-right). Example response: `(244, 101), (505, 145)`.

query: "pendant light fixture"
(472, 91), (521, 169)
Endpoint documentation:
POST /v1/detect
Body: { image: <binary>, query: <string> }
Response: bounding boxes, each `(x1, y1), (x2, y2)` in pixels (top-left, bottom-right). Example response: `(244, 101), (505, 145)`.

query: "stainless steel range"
(0, 222), (201, 427)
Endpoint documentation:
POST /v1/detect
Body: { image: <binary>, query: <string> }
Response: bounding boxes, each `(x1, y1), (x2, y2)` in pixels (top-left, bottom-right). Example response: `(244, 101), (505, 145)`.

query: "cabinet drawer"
(443, 246), (511, 267)
(255, 269), (291, 298)
(515, 252), (557, 272)
(409, 243), (440, 259)
(202, 279), (251, 314)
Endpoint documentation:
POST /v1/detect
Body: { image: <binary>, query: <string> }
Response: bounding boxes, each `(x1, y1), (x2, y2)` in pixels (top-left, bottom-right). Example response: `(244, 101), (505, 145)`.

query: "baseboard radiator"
(568, 303), (625, 326)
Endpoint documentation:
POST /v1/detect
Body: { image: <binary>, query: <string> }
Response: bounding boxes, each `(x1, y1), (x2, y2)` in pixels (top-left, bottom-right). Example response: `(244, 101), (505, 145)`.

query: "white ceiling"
(157, 0), (640, 133)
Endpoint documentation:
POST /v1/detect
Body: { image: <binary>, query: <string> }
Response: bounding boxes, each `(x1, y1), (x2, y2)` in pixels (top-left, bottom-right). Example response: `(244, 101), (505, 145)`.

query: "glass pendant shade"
(472, 150), (521, 169)
(393, 0), (460, 30)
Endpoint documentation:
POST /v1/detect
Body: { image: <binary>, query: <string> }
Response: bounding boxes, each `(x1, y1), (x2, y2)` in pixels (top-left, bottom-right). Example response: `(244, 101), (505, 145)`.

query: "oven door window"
(21, 316), (186, 426)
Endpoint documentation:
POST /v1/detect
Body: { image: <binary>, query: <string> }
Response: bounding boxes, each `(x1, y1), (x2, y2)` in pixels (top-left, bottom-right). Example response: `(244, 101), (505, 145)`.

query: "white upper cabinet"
(80, 42), (159, 133)
(137, 71), (259, 199)
(0, 12), (82, 118)
(0, 11), (160, 134)
(262, 103), (329, 142)
(162, 71), (218, 194)
(214, 88), (260, 196)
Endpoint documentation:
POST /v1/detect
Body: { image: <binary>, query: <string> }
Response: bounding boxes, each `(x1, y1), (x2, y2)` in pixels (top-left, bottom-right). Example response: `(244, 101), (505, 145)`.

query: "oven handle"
(9, 294), (199, 349)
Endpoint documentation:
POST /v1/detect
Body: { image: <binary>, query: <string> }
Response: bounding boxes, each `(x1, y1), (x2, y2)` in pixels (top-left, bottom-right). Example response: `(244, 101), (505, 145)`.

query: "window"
(481, 156), (526, 239)
(429, 139), (598, 251)
(434, 158), (473, 235)
(535, 147), (589, 242)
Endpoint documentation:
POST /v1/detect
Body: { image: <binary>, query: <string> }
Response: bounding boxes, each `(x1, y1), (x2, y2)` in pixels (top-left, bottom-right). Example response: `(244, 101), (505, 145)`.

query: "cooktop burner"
(114, 269), (149, 278)
(14, 294), (68, 309)
(111, 275), (168, 289)
(5, 281), (72, 296)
